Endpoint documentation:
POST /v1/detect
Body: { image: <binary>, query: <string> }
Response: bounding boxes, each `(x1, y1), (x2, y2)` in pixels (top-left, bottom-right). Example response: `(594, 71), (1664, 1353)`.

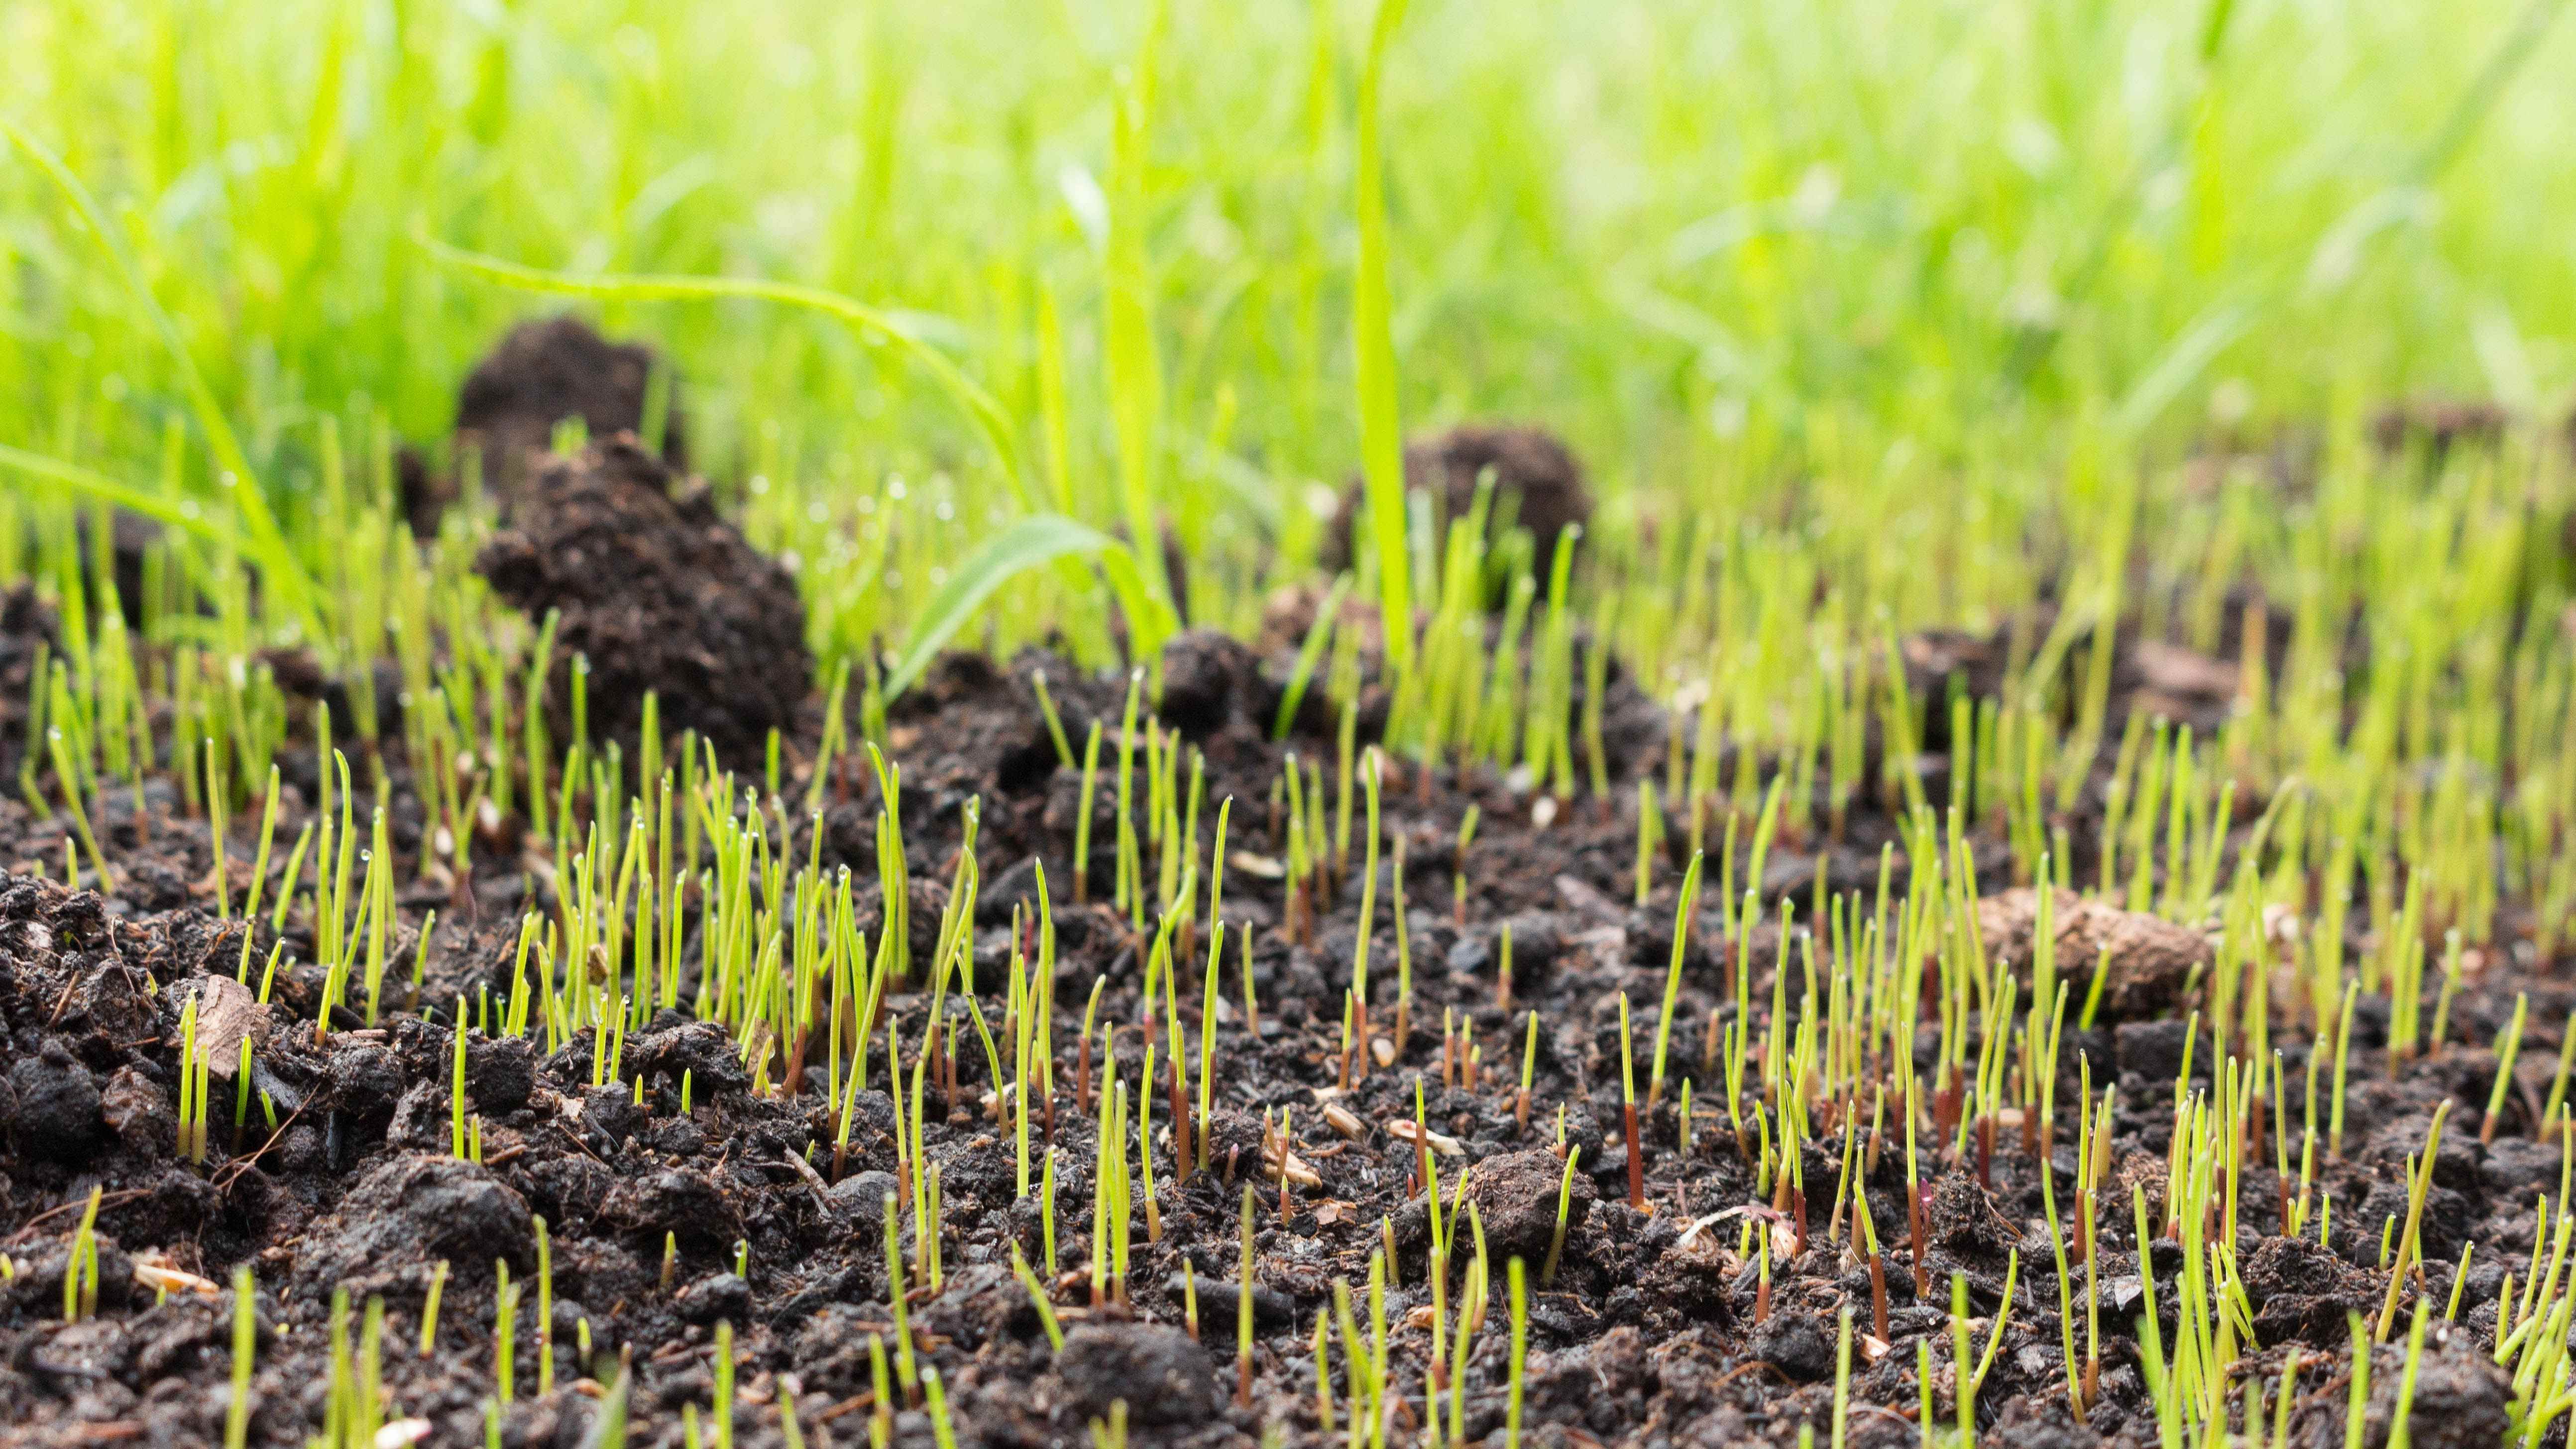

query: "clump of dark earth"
(1326, 424), (1593, 588)
(473, 436), (807, 769)
(1054, 1323), (1222, 1426)
(456, 315), (688, 495)
(401, 315), (689, 537)
(1976, 887), (2211, 1023)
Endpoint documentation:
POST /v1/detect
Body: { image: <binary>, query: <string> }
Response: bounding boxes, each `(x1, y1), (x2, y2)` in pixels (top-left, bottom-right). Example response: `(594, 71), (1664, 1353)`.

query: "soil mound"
(1326, 424), (1593, 585)
(456, 316), (687, 494)
(473, 437), (807, 770)
(399, 316), (689, 538)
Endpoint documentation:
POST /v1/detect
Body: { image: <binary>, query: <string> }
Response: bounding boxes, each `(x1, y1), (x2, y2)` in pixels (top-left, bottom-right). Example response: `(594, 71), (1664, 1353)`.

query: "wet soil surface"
(0, 616), (2539, 1449)
(474, 437), (809, 772)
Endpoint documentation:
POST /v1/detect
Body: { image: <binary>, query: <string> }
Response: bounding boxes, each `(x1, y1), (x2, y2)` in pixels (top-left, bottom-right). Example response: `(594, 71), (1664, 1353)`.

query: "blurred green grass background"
(2, 0), (2572, 674)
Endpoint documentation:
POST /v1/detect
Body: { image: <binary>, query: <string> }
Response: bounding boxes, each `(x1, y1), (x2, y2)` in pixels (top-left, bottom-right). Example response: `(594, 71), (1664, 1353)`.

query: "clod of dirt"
(2358, 1322), (2511, 1449)
(1156, 630), (1269, 740)
(1256, 580), (1387, 662)
(2241, 1235), (2374, 1347)
(455, 316), (688, 496)
(466, 1034), (537, 1115)
(826, 1170), (900, 1235)
(673, 1271), (753, 1326)
(292, 1154), (536, 1294)
(97, 1065), (173, 1154)
(1903, 612), (2256, 750)
(5, 1038), (102, 1161)
(1928, 1169), (2019, 1260)
(1053, 1323), (1222, 1427)
(1977, 888), (2210, 1023)
(1747, 1308), (1833, 1380)
(1324, 424), (1593, 584)
(2, 1238), (136, 1319)
(1987, 1394), (2103, 1449)
(2111, 1151), (2170, 1224)
(1464, 1148), (1595, 1265)
(2114, 1019), (2200, 1085)
(394, 446), (451, 541)
(601, 1166), (742, 1250)
(2124, 640), (2240, 731)
(473, 438), (809, 770)
(327, 1043), (407, 1120)
(627, 1016), (754, 1101)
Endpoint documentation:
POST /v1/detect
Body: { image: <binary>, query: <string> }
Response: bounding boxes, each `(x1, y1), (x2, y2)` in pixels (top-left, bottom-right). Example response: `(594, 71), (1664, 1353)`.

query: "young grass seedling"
(225, 1266), (254, 1449)
(1618, 993), (1643, 1209)
(1647, 851), (1704, 1109)
(1236, 1185), (1257, 1407)
(2376, 1102), (2452, 1341)
(1543, 1147), (1581, 1284)
(2484, 993), (2529, 1144)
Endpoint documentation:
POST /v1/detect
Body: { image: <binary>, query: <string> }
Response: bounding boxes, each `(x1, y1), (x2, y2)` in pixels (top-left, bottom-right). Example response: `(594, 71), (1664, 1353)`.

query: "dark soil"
(474, 437), (809, 772)
(0, 584), (60, 785)
(1326, 426), (1593, 589)
(400, 317), (691, 537)
(0, 592), (2532, 1449)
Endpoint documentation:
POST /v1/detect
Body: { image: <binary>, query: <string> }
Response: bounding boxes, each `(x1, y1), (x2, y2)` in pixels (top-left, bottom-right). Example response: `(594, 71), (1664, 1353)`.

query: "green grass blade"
(1352, 0), (1415, 678)
(2, 119), (321, 635)
(883, 514), (1153, 697)
(1104, 0), (1174, 607)
(0, 446), (249, 552)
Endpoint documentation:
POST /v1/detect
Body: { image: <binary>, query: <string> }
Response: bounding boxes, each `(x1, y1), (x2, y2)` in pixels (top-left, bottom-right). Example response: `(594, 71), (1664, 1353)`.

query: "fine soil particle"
(455, 315), (688, 497)
(1325, 424), (1593, 586)
(1976, 887), (2211, 1023)
(473, 437), (809, 769)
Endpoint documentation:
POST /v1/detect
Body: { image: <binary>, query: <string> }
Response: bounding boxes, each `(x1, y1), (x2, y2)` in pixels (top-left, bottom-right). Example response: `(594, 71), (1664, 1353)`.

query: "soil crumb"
(1327, 424), (1593, 585)
(473, 437), (807, 770)
(1977, 886), (2211, 1022)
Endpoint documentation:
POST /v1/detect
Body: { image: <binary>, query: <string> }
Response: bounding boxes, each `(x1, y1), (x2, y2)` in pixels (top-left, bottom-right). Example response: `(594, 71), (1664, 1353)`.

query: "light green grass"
(4, 0), (2573, 559)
